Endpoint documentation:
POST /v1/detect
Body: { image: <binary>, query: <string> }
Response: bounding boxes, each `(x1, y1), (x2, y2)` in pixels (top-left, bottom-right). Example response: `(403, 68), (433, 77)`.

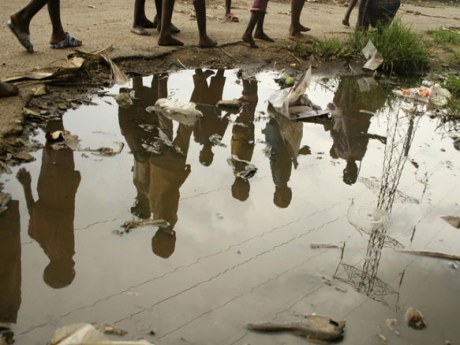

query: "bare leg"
(10, 0), (49, 34)
(225, 0), (231, 16)
(194, 0), (217, 48)
(289, 0), (309, 39)
(158, 0), (184, 45)
(47, 0), (66, 43)
(342, 0), (358, 26)
(254, 12), (274, 42)
(154, 0), (180, 33)
(242, 11), (260, 48)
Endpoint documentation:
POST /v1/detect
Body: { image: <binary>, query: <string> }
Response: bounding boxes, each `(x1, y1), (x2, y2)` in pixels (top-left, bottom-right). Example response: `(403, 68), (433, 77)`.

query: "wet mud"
(0, 68), (459, 345)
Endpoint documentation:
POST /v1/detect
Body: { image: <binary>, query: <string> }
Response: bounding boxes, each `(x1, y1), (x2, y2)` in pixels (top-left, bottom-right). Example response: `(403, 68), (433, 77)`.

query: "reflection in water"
(263, 112), (304, 208)
(0, 199), (21, 344)
(230, 78), (258, 202)
(17, 120), (80, 289)
(193, 69), (229, 167)
(330, 77), (387, 185)
(335, 87), (418, 306)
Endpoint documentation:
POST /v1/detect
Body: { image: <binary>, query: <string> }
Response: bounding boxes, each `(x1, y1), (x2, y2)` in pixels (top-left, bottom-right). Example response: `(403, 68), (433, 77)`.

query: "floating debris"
(441, 216), (460, 229)
(405, 307), (426, 330)
(362, 40), (384, 71)
(209, 134), (227, 147)
(148, 98), (203, 127)
(114, 219), (170, 234)
(246, 314), (346, 342)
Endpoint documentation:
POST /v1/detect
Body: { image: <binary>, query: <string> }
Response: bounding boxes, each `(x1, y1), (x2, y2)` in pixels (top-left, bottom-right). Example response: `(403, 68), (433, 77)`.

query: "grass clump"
(281, 37), (351, 62)
(348, 18), (430, 75)
(427, 28), (460, 64)
(442, 74), (460, 116)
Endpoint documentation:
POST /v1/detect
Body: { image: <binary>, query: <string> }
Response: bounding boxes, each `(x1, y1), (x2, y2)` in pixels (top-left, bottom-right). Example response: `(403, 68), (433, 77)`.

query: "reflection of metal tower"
(337, 100), (418, 305)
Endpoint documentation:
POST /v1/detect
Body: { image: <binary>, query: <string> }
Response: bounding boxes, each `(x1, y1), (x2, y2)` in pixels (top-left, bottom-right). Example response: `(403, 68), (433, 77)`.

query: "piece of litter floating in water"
(87, 142), (125, 156)
(246, 314), (346, 342)
(441, 216), (460, 229)
(148, 98), (203, 127)
(449, 262), (458, 270)
(92, 323), (127, 336)
(236, 163), (257, 180)
(209, 134), (226, 147)
(216, 99), (242, 112)
(392, 84), (451, 107)
(310, 243), (340, 249)
(377, 333), (387, 344)
(361, 40), (384, 71)
(115, 219), (170, 234)
(405, 307), (426, 330)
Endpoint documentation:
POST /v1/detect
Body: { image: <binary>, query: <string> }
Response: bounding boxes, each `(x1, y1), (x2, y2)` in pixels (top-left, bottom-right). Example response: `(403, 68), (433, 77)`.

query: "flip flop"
(50, 32), (82, 49)
(225, 12), (239, 23)
(7, 19), (33, 53)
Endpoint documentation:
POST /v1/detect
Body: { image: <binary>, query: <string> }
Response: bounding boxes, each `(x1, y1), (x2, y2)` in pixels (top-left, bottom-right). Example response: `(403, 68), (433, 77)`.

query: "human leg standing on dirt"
(7, 0), (81, 52)
(132, 0), (180, 36)
(289, 0), (310, 40)
(158, 0), (216, 47)
(342, 0), (358, 27)
(225, 0), (239, 22)
(242, 0), (274, 48)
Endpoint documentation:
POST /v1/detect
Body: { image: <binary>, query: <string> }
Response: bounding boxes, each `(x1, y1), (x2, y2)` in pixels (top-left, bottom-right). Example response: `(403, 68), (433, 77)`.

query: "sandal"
(7, 18), (33, 53)
(225, 12), (239, 23)
(50, 32), (82, 49)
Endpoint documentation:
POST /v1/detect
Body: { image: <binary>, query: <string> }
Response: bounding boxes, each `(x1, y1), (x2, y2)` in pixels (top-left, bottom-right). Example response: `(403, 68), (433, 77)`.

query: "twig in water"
(177, 59), (187, 69)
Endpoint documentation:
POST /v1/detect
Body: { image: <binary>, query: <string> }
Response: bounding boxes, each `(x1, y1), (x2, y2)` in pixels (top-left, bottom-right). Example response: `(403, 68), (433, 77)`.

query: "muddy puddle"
(1, 69), (459, 345)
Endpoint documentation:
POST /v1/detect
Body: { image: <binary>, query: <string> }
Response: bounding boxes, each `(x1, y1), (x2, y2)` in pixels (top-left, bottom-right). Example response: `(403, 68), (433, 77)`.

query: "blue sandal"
(7, 19), (33, 53)
(50, 32), (82, 49)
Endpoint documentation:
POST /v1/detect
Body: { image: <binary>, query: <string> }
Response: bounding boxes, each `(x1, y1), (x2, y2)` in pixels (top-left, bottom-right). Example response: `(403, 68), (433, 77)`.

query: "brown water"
(1, 69), (459, 345)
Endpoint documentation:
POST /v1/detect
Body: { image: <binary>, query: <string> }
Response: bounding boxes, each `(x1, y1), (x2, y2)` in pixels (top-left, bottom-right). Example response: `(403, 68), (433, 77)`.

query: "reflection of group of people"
(0, 74), (389, 343)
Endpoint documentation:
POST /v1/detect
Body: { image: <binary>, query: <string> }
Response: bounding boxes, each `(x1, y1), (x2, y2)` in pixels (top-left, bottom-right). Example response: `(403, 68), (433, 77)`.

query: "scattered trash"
(310, 243), (340, 249)
(395, 249), (460, 261)
(377, 333), (387, 344)
(209, 134), (227, 147)
(441, 216), (460, 229)
(92, 323), (127, 336)
(362, 41), (384, 71)
(115, 91), (135, 108)
(268, 67), (331, 121)
(235, 163), (258, 180)
(114, 219), (170, 235)
(246, 314), (346, 341)
(405, 307), (426, 330)
(32, 85), (48, 96)
(49, 323), (153, 345)
(392, 84), (451, 107)
(147, 99), (203, 127)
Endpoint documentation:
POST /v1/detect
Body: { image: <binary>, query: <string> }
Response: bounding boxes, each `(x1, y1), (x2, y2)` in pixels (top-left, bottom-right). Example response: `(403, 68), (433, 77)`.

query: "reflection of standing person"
(263, 118), (294, 208)
(192, 69), (229, 166)
(230, 78), (258, 201)
(0, 199), (21, 344)
(17, 121), (80, 288)
(330, 77), (387, 185)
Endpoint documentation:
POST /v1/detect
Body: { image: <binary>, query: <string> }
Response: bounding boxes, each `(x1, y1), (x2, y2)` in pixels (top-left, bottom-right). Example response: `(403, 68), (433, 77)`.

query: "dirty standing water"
(1, 69), (459, 345)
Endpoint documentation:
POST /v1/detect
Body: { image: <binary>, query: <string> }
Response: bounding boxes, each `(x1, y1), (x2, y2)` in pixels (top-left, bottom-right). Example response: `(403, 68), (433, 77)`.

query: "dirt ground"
(0, 0), (459, 153)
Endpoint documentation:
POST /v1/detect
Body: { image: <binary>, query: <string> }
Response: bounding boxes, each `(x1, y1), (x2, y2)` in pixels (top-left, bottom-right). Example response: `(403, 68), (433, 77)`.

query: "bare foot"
(199, 35), (217, 48)
(342, 18), (350, 26)
(242, 34), (258, 48)
(254, 31), (274, 42)
(0, 82), (19, 98)
(131, 25), (151, 36)
(299, 24), (311, 32)
(156, 22), (181, 34)
(158, 34), (184, 46)
(288, 31), (304, 41)
(139, 17), (155, 28)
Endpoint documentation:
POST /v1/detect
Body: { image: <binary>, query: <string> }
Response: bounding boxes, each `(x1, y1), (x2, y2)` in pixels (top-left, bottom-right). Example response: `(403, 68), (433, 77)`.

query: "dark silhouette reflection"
(119, 73), (199, 259)
(0, 198), (21, 344)
(330, 77), (387, 185)
(17, 120), (80, 289)
(230, 78), (258, 202)
(263, 113), (304, 208)
(192, 69), (229, 166)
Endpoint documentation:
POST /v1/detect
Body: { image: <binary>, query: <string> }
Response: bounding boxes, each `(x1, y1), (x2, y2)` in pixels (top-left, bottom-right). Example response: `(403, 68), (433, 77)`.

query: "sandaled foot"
(254, 31), (274, 42)
(131, 26), (151, 36)
(7, 18), (33, 52)
(199, 36), (217, 48)
(225, 12), (239, 22)
(158, 34), (184, 46)
(0, 82), (19, 98)
(242, 34), (258, 48)
(299, 24), (311, 32)
(50, 32), (82, 49)
(342, 18), (350, 26)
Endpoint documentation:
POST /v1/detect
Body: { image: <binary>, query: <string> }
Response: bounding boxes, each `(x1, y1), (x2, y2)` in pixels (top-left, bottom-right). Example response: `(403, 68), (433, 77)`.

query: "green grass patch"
(443, 74), (460, 98)
(428, 29), (460, 45)
(280, 37), (351, 62)
(348, 18), (430, 75)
